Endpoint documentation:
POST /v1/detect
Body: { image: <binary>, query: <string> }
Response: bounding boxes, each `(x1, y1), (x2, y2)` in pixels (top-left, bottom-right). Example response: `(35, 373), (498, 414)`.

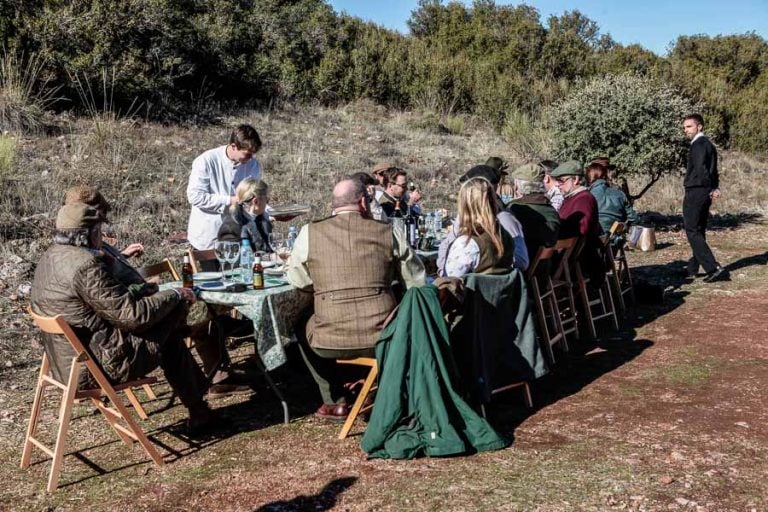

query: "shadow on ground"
(253, 476), (358, 512)
(642, 211), (763, 232)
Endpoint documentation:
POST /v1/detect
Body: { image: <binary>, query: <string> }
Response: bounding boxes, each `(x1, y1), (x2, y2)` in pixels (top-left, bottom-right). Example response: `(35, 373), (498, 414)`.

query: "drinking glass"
(268, 232), (284, 252)
(275, 240), (292, 265)
(213, 241), (227, 277)
(224, 241), (241, 283)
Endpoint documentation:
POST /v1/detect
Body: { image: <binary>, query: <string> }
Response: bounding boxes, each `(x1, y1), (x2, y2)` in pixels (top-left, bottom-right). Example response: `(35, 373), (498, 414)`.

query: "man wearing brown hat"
(63, 185), (251, 400)
(506, 163), (561, 260)
(31, 203), (217, 434)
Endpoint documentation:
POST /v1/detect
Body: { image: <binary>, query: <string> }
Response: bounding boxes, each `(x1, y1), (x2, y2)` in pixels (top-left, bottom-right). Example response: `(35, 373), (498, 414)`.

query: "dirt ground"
(1, 220), (767, 511)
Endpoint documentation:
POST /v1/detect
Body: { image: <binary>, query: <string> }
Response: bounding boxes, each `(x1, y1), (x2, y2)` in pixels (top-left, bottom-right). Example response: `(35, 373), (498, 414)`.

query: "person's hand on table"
(121, 243), (145, 258)
(174, 287), (197, 304)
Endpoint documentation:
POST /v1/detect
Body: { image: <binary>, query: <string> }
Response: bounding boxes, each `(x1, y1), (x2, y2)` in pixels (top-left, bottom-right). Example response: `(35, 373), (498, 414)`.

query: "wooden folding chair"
(527, 246), (568, 365)
(22, 309), (164, 492)
(138, 257), (181, 282)
(609, 222), (635, 309)
(574, 239), (620, 338)
(550, 237), (580, 343)
(336, 357), (378, 440)
(187, 248), (219, 274)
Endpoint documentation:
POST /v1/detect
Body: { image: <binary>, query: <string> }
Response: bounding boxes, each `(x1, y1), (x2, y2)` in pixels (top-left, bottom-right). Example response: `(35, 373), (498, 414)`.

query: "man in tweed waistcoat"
(287, 177), (425, 420)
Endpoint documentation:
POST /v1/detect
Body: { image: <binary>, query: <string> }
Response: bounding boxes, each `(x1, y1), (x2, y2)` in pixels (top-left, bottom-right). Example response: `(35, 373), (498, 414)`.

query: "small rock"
(660, 475), (675, 485)
(4, 361), (12, 368)
(734, 421), (749, 428)
(676, 497), (689, 506)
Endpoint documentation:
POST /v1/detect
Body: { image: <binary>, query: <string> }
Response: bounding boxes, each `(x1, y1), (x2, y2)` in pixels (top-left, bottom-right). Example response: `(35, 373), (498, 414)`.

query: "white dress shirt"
(186, 145), (262, 249)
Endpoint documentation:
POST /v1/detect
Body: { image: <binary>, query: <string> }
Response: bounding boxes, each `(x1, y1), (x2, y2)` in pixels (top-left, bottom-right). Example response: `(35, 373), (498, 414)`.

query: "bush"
(545, 74), (695, 200)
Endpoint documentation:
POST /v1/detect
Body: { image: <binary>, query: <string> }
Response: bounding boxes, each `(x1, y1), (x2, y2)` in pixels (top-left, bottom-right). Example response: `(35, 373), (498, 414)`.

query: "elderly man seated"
(31, 203), (216, 434)
(506, 163), (561, 261)
(286, 177), (425, 421)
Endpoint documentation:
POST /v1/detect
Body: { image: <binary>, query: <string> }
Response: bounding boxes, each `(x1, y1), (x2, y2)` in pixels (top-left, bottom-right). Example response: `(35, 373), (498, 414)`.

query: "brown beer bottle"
(181, 255), (194, 288)
(252, 255), (264, 290)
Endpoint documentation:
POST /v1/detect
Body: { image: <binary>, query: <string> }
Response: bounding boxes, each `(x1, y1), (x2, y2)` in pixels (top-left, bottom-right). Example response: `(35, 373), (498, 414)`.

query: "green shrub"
(545, 74), (695, 200)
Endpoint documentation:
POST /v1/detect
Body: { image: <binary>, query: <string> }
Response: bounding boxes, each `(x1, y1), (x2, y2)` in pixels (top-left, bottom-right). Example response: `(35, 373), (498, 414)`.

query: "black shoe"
(207, 380), (254, 400)
(703, 267), (729, 283)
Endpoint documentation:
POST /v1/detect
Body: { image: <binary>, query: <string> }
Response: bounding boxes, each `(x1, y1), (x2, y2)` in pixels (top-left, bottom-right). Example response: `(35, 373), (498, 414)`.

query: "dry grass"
(1, 104), (768, 510)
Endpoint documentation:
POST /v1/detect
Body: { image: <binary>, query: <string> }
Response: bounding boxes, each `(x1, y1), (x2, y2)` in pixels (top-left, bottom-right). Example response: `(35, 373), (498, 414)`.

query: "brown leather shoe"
(314, 403), (350, 422)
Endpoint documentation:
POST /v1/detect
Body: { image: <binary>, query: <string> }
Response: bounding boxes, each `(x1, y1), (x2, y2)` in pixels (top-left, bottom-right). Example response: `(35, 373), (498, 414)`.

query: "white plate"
(193, 272), (222, 281)
(261, 260), (278, 268)
(197, 281), (227, 291)
(264, 267), (285, 276)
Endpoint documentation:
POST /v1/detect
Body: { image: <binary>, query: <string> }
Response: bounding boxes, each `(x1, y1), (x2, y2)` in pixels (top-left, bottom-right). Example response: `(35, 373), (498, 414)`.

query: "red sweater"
(558, 188), (601, 239)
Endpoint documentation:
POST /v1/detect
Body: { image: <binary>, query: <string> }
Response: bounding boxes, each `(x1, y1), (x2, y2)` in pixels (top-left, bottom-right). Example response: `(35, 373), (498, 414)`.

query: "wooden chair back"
(187, 248), (219, 273)
(22, 309), (164, 492)
(526, 246), (568, 364)
(138, 258), (180, 282)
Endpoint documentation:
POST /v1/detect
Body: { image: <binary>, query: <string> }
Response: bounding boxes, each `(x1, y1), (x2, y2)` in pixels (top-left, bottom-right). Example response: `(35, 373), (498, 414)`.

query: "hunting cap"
(64, 185), (112, 220)
(511, 163), (545, 183)
(56, 202), (106, 230)
(459, 165), (502, 186)
(550, 160), (584, 178)
(484, 156), (508, 175)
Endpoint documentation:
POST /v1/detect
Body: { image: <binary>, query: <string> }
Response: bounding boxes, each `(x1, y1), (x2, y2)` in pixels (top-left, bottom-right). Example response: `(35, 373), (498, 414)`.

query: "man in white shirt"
(186, 125), (263, 250)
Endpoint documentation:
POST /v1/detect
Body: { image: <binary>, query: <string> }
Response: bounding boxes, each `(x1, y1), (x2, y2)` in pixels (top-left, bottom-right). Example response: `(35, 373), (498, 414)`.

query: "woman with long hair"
(443, 177), (515, 277)
(218, 177), (273, 252)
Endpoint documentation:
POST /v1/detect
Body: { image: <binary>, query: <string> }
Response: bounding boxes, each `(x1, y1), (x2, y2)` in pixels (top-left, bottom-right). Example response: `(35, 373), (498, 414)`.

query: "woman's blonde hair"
(236, 177), (269, 205)
(457, 177), (503, 257)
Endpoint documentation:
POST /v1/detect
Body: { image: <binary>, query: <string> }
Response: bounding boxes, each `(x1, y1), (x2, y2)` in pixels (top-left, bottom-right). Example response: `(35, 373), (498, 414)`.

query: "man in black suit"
(682, 113), (728, 283)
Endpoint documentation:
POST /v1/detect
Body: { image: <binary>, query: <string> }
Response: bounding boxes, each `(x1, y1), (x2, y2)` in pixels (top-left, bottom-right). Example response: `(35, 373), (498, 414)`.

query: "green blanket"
(361, 286), (509, 459)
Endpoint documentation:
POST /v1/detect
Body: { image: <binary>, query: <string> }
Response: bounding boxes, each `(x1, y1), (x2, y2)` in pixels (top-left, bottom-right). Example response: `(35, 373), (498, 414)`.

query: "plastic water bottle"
(287, 225), (298, 250)
(434, 209), (443, 232)
(240, 238), (254, 284)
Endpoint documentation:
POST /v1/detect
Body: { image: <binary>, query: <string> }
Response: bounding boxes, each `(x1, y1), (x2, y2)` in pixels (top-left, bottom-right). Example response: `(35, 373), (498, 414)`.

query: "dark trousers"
(296, 328), (375, 405)
(683, 188), (719, 275)
(127, 303), (208, 410)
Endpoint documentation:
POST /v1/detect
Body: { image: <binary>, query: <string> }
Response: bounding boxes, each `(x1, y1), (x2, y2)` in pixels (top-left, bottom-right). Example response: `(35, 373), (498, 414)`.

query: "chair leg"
(141, 384), (157, 401)
(532, 279), (555, 364)
(100, 387), (165, 466)
(20, 354), (50, 470)
(250, 355), (290, 425)
(522, 382), (533, 409)
(338, 362), (378, 440)
(47, 359), (81, 493)
(123, 388), (149, 420)
(603, 281), (620, 330)
(577, 267), (597, 339)
(547, 278), (568, 352)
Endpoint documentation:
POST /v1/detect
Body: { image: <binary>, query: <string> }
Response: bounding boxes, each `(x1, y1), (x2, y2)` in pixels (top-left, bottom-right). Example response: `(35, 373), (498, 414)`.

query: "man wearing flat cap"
(31, 203), (217, 434)
(551, 160), (606, 287)
(437, 164), (529, 274)
(506, 163), (561, 261)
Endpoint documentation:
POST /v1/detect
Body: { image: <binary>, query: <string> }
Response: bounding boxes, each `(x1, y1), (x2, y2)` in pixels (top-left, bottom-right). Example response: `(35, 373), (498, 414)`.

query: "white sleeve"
(444, 236), (480, 278)
(187, 155), (230, 214)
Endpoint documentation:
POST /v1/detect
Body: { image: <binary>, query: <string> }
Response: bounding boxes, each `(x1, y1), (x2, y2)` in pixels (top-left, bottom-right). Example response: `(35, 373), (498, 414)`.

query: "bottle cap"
(183, 255), (190, 263)
(242, 238), (251, 247)
(254, 255), (262, 263)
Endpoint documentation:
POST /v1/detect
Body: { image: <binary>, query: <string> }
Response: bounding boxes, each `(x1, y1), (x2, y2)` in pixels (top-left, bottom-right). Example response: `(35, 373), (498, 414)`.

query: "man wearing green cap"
(507, 163), (561, 260)
(31, 202), (217, 434)
(551, 160), (606, 287)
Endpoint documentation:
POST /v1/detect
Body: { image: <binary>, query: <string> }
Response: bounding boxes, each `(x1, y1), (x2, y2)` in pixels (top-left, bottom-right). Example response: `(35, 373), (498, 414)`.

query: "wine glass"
(213, 241), (227, 278)
(275, 240), (292, 265)
(224, 241), (241, 284)
(268, 231), (284, 252)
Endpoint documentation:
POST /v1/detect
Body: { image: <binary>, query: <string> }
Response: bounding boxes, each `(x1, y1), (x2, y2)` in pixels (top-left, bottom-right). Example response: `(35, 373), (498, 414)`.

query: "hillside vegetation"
(0, 0), (767, 153)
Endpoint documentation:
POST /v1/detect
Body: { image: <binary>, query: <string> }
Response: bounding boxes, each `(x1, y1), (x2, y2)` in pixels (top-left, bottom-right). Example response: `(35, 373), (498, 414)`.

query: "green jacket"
(507, 194), (560, 260)
(589, 179), (639, 234)
(453, 271), (549, 404)
(361, 286), (508, 459)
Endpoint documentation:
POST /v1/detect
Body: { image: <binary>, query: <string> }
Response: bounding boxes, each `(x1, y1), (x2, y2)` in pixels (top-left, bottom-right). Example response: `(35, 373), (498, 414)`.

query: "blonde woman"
(218, 177), (273, 252)
(443, 178), (516, 277)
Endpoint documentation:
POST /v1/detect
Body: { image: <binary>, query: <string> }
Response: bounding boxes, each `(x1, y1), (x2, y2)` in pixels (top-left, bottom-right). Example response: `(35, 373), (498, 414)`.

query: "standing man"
(286, 178), (425, 420)
(187, 124), (262, 250)
(682, 114), (728, 283)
